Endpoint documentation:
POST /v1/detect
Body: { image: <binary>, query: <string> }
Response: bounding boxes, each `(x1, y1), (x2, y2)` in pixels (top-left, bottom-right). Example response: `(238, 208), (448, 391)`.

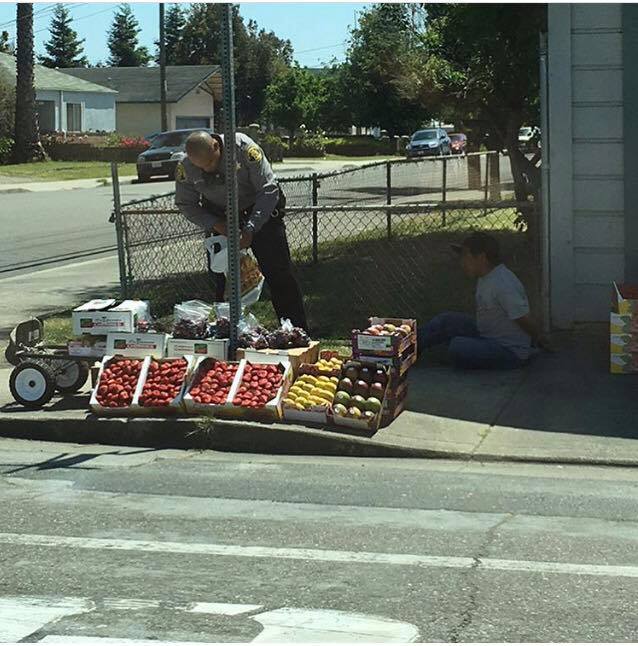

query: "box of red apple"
(183, 356), (292, 421)
(221, 358), (293, 422)
(352, 317), (416, 357)
(90, 355), (195, 416)
(183, 358), (241, 416)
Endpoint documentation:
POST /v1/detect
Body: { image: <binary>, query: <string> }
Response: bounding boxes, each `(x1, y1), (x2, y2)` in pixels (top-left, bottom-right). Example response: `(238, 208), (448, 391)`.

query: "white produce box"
(106, 332), (168, 358)
(72, 299), (150, 336)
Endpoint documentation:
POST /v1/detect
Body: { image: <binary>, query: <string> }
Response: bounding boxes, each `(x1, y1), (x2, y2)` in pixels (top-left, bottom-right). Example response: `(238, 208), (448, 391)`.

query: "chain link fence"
(115, 152), (539, 337)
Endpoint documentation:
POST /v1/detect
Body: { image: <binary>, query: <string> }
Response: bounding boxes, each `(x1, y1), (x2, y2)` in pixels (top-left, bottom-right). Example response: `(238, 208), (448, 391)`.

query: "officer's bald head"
(185, 131), (221, 173)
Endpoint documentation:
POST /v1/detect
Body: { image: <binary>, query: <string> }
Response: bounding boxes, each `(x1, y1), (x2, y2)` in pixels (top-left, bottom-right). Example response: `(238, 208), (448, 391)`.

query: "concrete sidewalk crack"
(447, 513), (515, 642)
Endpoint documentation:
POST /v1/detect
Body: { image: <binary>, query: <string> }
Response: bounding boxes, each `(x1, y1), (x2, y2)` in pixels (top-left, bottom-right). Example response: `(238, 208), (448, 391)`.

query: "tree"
(176, 4), (292, 125)
(154, 3), (185, 65)
(107, 4), (151, 67)
(0, 30), (12, 54)
(39, 4), (88, 68)
(12, 3), (45, 163)
(263, 66), (325, 139)
(341, 3), (425, 135)
(400, 4), (546, 211)
(0, 73), (15, 138)
(241, 20), (293, 124)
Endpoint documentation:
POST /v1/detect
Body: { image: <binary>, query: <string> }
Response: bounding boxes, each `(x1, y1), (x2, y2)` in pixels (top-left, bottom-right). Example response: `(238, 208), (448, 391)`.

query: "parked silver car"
(405, 128), (451, 158)
(136, 128), (213, 181)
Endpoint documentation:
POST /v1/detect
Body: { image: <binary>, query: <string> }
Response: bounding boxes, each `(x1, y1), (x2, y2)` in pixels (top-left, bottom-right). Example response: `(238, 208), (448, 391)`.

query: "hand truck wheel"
(52, 360), (90, 394)
(9, 360), (57, 409)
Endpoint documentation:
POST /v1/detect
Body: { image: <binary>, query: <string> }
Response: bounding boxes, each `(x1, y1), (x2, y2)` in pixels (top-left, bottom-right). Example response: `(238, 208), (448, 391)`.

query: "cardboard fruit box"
(106, 332), (168, 358)
(67, 335), (107, 358)
(166, 337), (228, 360)
(133, 356), (196, 417)
(352, 317), (417, 358)
(329, 361), (391, 434)
(282, 371), (338, 426)
(216, 358), (293, 422)
(612, 283), (638, 316)
(236, 340), (320, 377)
(356, 344), (416, 378)
(89, 355), (149, 416)
(182, 357), (242, 417)
(72, 299), (150, 336)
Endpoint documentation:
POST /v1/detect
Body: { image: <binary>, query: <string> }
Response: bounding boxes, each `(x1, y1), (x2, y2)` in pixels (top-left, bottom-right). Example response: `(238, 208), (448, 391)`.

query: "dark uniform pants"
(207, 217), (308, 332)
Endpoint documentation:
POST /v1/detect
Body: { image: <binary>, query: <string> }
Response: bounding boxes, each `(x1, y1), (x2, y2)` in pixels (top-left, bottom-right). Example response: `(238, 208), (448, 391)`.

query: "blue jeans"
(418, 312), (524, 370)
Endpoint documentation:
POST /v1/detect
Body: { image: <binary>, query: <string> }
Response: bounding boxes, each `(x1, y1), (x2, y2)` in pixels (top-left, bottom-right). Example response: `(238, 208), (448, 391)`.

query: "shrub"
(324, 135), (397, 156)
(287, 134), (325, 158)
(119, 136), (149, 150)
(0, 136), (13, 165)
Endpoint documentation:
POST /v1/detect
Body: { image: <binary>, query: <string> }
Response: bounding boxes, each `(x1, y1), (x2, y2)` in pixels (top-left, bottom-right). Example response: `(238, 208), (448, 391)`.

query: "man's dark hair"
(453, 232), (501, 266)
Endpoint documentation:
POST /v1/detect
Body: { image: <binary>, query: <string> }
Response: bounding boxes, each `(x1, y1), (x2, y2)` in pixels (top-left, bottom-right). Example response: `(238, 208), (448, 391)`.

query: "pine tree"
(0, 30), (12, 54)
(155, 4), (185, 65)
(39, 4), (88, 68)
(107, 4), (151, 67)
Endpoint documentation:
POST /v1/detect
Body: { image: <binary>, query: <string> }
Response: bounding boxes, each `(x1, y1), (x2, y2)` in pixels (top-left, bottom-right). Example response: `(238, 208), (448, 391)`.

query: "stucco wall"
(170, 86), (215, 129)
(35, 90), (116, 132)
(116, 103), (162, 137)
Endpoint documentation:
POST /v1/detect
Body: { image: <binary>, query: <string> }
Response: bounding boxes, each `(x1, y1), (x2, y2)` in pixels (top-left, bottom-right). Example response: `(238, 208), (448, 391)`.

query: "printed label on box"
(356, 334), (393, 352)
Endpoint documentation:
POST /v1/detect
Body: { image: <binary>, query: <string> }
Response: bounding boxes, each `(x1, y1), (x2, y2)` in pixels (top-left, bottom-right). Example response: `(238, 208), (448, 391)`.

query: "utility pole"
(159, 2), (168, 132)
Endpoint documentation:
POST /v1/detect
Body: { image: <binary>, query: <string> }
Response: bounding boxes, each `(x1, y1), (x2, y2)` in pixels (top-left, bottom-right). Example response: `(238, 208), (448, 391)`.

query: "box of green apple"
(329, 359), (391, 432)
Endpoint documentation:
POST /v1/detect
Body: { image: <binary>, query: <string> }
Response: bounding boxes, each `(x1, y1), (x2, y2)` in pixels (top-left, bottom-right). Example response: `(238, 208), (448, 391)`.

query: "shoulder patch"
(175, 161), (186, 182)
(246, 144), (262, 164)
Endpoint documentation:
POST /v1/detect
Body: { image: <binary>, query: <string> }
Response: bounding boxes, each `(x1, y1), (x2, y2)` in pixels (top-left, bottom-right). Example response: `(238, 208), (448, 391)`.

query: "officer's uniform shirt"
(175, 132), (279, 235)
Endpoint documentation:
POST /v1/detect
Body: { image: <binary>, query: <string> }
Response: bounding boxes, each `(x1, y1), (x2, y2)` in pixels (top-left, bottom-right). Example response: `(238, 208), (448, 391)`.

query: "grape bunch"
(172, 317), (208, 340)
(215, 317), (231, 339)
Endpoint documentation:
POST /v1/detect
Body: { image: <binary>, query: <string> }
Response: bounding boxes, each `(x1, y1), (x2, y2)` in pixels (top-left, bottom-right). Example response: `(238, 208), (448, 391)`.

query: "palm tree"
(13, 3), (45, 163)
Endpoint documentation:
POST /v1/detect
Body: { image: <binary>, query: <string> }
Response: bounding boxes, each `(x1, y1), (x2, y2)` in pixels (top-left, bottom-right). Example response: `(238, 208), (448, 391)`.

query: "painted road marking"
(0, 596), (93, 642)
(0, 595), (420, 643)
(1, 531), (638, 580)
(190, 602), (263, 616)
(251, 608), (420, 643)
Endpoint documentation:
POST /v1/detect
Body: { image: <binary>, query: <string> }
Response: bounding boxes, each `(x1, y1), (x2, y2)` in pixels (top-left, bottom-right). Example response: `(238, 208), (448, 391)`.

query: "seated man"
(418, 232), (547, 369)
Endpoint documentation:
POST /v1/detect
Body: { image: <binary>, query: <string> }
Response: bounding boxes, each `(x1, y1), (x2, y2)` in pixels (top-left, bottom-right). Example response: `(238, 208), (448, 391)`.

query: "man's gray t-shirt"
(476, 264), (531, 359)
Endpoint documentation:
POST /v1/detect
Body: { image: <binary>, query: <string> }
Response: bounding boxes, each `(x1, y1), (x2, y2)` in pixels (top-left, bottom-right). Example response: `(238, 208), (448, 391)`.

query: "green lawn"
(0, 161), (137, 182)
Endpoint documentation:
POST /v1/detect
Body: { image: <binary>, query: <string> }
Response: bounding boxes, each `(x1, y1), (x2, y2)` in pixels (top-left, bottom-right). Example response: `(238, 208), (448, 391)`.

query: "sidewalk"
(0, 158), (391, 194)
(1, 325), (636, 465)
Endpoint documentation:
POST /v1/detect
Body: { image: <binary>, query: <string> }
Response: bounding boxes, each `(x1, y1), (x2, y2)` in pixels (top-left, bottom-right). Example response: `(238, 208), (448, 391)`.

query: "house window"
(66, 102), (82, 132)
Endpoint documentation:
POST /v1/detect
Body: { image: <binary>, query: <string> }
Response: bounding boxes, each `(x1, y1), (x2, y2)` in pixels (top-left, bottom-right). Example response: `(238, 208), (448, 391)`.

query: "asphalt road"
(0, 159), (383, 277)
(1, 438), (637, 643)
(0, 156), (514, 277)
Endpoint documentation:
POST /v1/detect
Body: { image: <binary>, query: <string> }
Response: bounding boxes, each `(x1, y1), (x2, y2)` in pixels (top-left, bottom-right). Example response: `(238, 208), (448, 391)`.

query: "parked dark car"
(449, 133), (467, 155)
(405, 128), (451, 158)
(136, 128), (213, 182)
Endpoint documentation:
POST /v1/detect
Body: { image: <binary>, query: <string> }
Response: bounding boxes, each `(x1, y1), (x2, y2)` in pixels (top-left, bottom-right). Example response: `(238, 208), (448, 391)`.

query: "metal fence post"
(110, 161), (128, 299)
(442, 157), (447, 227)
(312, 173), (319, 263)
(386, 161), (392, 238)
(483, 153), (490, 217)
(221, 4), (241, 357)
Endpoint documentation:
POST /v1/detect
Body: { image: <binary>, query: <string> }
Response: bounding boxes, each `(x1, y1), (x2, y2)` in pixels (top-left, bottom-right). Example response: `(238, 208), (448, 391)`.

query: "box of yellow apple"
(282, 367), (340, 426)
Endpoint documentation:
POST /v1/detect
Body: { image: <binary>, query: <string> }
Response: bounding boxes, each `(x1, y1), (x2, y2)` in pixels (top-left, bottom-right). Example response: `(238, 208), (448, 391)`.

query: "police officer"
(175, 130), (308, 331)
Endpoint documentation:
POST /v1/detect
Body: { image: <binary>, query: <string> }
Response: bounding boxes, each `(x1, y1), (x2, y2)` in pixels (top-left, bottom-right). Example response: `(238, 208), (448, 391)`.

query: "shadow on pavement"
(407, 324), (638, 440)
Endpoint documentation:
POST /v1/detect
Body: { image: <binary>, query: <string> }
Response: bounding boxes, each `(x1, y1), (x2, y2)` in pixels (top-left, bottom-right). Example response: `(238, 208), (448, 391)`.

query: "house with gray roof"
(0, 52), (117, 133)
(61, 65), (222, 137)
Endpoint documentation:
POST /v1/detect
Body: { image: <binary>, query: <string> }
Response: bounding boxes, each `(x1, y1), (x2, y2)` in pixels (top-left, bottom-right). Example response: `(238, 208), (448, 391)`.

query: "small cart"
(5, 318), (92, 409)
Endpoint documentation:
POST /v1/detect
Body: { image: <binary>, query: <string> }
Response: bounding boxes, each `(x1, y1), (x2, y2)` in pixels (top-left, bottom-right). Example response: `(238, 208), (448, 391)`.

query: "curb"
(1, 414), (638, 467)
(0, 414), (442, 458)
(0, 176), (137, 194)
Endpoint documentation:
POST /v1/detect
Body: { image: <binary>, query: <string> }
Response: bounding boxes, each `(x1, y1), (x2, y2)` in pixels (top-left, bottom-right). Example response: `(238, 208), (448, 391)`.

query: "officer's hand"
(240, 229), (253, 249)
(213, 222), (228, 236)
